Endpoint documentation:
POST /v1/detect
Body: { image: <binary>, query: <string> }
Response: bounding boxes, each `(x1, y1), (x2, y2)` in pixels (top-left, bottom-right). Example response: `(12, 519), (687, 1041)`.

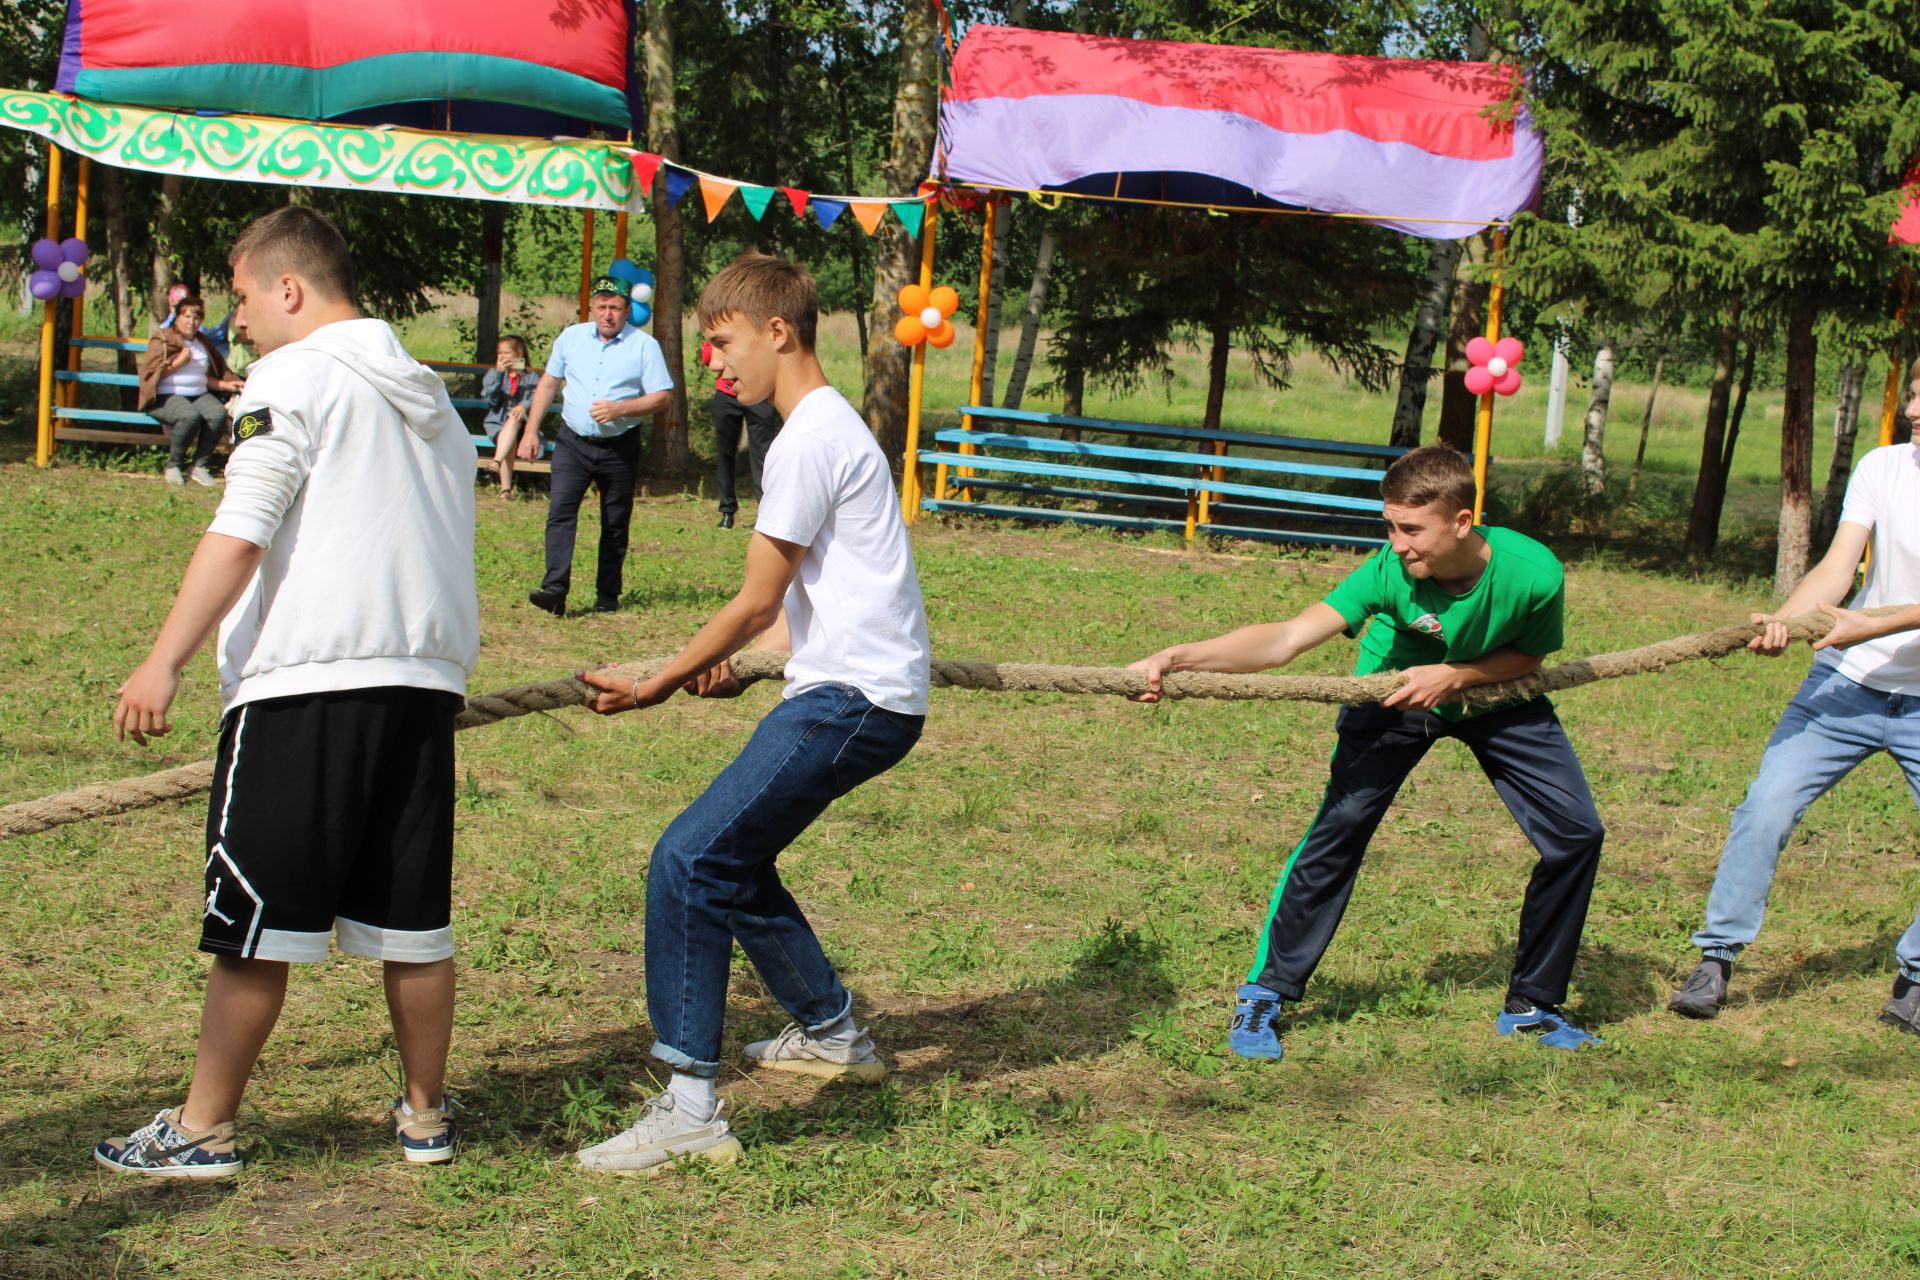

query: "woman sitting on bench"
(139, 296), (245, 487)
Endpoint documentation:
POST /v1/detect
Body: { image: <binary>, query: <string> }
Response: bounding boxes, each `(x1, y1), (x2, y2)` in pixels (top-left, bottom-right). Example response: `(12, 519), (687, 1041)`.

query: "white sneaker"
(575, 1092), (741, 1175)
(744, 1023), (888, 1083)
(163, 466), (185, 486)
(189, 465), (217, 487)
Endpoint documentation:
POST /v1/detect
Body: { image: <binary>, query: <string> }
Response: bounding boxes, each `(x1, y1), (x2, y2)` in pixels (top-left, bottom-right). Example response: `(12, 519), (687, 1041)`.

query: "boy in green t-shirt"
(1133, 447), (1604, 1058)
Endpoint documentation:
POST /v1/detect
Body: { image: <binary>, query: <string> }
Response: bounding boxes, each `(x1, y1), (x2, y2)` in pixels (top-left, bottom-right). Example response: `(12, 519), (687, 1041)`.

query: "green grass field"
(3, 306), (1918, 1278)
(4, 435), (1920, 1276)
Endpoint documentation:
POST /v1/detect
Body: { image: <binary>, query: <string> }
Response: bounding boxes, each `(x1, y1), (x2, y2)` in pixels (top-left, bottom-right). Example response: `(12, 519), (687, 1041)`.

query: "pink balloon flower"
(1464, 336), (1525, 397)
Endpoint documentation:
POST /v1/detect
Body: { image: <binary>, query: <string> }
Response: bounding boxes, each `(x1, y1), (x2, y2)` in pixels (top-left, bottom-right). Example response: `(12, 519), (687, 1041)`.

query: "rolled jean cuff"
(804, 991), (854, 1036)
(650, 1039), (720, 1079)
(1699, 944), (1742, 964)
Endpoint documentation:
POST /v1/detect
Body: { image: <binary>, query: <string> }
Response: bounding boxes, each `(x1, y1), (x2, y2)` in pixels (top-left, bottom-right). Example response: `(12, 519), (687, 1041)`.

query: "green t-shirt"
(1321, 526), (1564, 720)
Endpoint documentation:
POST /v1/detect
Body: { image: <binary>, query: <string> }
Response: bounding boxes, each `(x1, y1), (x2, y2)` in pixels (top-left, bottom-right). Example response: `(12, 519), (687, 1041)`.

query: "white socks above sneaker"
(668, 1072), (718, 1123)
(811, 1012), (865, 1051)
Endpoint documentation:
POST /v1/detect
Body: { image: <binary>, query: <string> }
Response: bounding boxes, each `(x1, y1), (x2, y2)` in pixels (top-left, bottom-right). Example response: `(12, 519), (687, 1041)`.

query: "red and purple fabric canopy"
(938, 26), (1542, 239)
(56, 0), (634, 131)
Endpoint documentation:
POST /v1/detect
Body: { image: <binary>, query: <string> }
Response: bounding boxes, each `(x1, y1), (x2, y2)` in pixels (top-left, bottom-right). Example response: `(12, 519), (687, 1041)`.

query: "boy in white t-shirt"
(574, 253), (930, 1174)
(1671, 361), (1920, 1033)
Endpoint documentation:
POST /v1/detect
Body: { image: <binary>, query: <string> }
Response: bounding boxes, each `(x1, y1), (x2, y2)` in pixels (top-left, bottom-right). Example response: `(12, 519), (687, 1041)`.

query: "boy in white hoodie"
(96, 207), (480, 1178)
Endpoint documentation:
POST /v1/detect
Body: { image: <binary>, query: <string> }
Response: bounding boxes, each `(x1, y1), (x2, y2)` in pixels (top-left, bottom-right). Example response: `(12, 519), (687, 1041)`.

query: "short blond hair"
(697, 253), (818, 351)
(1380, 445), (1475, 514)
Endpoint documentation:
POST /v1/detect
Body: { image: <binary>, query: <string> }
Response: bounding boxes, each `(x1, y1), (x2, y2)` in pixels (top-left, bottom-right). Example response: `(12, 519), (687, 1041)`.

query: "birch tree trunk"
(1774, 300), (1818, 594)
(861, 0), (938, 470)
(1812, 360), (1866, 554)
(1390, 238), (1463, 448)
(642, 0), (691, 483)
(1002, 220), (1057, 411)
(1581, 339), (1615, 496)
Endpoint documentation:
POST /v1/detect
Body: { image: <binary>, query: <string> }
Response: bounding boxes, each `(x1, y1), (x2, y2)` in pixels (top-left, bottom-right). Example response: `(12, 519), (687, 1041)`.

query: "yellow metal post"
(35, 142), (63, 468)
(577, 208), (596, 321)
(61, 156), (90, 410)
(901, 198), (939, 522)
(1197, 439), (1227, 528)
(1471, 227), (1509, 524)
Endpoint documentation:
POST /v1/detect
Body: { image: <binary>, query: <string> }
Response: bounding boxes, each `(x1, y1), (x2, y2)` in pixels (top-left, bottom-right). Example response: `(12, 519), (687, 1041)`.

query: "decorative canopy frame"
(11, 1), (653, 466)
(901, 25), (1546, 526)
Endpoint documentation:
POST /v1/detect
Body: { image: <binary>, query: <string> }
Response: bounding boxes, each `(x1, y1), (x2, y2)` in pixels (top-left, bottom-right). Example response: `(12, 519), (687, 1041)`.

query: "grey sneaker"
(163, 465), (185, 486)
(1668, 958), (1731, 1020)
(744, 1023), (888, 1083)
(189, 465), (217, 487)
(575, 1092), (741, 1176)
(1879, 976), (1920, 1037)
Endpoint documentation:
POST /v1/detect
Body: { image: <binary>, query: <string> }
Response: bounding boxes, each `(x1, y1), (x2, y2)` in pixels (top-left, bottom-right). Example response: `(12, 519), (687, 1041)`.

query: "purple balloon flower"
(60, 237), (89, 264)
(30, 239), (62, 272)
(29, 269), (61, 300)
(60, 276), (86, 299)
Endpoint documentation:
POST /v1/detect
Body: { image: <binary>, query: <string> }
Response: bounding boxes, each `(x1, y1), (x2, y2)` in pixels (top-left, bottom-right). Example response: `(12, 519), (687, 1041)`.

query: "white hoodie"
(207, 318), (479, 710)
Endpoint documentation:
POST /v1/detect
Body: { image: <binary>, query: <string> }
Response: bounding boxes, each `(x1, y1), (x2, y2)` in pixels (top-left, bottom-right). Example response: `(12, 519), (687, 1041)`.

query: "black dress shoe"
(528, 589), (565, 616)
(591, 599), (619, 613)
(717, 512), (735, 529)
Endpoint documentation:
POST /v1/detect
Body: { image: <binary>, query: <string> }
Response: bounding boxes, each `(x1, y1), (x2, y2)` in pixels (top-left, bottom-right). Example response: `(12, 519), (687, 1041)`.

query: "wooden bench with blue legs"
(55, 339), (555, 471)
(917, 405), (1404, 549)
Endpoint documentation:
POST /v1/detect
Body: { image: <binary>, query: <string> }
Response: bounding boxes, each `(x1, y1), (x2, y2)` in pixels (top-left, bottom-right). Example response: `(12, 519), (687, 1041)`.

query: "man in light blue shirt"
(525, 277), (675, 615)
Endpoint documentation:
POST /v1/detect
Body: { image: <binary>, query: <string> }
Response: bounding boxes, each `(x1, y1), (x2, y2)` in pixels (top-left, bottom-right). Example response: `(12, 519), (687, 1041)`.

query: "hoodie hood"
(281, 318), (456, 440)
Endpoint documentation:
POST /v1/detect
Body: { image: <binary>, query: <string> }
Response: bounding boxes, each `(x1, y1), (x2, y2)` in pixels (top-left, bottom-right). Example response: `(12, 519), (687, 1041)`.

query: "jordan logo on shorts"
(202, 843), (265, 955)
(204, 880), (236, 927)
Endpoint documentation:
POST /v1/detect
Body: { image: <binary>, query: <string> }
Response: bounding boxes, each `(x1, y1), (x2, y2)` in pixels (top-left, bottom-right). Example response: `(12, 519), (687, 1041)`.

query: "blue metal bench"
(55, 343), (553, 468)
(916, 406), (1402, 549)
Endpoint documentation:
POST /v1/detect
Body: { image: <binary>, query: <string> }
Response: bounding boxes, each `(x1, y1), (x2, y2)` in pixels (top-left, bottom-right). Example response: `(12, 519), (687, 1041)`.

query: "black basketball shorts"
(200, 686), (462, 963)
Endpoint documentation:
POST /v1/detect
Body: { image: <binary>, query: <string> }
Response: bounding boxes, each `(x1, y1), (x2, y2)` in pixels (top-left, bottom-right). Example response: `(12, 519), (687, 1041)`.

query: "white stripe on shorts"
(335, 918), (455, 963)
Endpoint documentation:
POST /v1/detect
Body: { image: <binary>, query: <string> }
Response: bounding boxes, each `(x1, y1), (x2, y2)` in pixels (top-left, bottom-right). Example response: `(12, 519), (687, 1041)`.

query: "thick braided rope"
(1, 606), (1902, 840)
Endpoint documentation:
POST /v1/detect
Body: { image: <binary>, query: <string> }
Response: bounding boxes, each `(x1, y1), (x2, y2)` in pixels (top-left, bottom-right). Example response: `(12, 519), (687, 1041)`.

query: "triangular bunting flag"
(781, 187), (810, 220)
(700, 176), (737, 223)
(812, 197), (847, 229)
(629, 152), (662, 193)
(849, 200), (888, 235)
(664, 168), (698, 209)
(891, 199), (926, 237)
(739, 185), (776, 221)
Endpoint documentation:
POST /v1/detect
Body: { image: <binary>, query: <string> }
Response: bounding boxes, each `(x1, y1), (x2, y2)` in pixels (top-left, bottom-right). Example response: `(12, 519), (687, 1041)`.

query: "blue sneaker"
(1229, 983), (1285, 1060)
(95, 1106), (243, 1179)
(1497, 1000), (1600, 1050)
(393, 1097), (457, 1164)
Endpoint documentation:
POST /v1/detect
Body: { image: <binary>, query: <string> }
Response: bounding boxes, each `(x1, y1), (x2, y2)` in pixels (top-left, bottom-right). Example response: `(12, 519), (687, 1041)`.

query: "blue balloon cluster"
(608, 258), (656, 327)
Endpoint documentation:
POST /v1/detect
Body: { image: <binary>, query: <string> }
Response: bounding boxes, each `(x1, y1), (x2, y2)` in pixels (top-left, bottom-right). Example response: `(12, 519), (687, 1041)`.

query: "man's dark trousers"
(1250, 697), (1605, 1008)
(713, 392), (780, 516)
(542, 424), (641, 607)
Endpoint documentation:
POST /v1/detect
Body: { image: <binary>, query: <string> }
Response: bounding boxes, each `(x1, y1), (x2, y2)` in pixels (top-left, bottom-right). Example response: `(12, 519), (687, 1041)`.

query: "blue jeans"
(646, 684), (923, 1077)
(1693, 661), (1920, 980)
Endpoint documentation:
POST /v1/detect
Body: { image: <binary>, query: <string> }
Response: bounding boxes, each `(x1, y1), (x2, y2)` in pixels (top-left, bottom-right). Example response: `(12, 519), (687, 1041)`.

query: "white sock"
(811, 1012), (864, 1050)
(399, 1096), (445, 1118)
(667, 1072), (717, 1122)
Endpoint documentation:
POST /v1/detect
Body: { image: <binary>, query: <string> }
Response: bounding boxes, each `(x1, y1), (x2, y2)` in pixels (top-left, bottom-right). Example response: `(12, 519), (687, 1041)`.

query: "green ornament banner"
(0, 90), (646, 212)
